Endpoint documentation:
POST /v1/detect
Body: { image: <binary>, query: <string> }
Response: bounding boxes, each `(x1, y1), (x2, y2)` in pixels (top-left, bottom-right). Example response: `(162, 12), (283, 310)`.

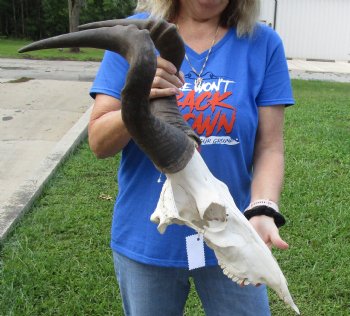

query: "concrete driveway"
(0, 59), (98, 240)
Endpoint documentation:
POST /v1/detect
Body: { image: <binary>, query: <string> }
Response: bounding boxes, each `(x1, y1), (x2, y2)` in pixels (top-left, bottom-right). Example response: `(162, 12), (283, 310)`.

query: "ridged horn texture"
(19, 19), (201, 174)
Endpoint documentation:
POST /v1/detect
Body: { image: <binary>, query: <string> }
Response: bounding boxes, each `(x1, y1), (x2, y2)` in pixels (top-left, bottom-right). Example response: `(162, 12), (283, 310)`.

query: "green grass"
(0, 38), (104, 61)
(1, 80), (350, 315)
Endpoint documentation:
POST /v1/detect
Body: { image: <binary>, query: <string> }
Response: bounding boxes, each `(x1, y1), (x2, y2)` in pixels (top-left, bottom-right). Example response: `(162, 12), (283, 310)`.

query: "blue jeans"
(113, 252), (271, 316)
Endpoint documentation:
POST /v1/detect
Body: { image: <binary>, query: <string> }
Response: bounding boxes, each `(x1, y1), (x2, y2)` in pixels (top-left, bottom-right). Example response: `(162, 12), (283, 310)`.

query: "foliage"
(81, 0), (137, 24)
(42, 0), (69, 38)
(0, 80), (349, 315)
(0, 0), (136, 40)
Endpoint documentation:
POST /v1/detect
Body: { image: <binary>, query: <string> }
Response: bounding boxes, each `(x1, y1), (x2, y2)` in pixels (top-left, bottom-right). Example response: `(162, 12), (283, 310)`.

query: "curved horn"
(19, 19), (200, 173)
(19, 26), (137, 59)
(79, 19), (184, 71)
(78, 19), (122, 30)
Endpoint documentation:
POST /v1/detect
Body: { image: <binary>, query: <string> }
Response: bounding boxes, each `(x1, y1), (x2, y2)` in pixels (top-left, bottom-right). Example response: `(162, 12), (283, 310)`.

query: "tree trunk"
(12, 0), (17, 37)
(68, 0), (82, 53)
(20, 0), (24, 37)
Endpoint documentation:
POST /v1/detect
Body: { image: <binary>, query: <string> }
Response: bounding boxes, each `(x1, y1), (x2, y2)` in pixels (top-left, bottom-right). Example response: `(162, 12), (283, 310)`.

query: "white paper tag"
(186, 234), (205, 270)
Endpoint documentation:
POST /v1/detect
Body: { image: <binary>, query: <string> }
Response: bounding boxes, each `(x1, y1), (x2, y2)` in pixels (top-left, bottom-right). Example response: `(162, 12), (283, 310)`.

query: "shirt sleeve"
(256, 31), (294, 107)
(90, 50), (129, 100)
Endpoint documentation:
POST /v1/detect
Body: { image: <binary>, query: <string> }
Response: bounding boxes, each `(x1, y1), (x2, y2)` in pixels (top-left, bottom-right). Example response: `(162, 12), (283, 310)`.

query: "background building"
(260, 0), (350, 61)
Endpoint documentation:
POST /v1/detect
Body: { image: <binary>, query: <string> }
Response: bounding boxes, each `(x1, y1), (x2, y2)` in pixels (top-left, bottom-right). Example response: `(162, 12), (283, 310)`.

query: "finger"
(157, 56), (177, 75)
(178, 71), (185, 84)
(154, 69), (183, 88)
(149, 88), (178, 99)
(270, 231), (289, 250)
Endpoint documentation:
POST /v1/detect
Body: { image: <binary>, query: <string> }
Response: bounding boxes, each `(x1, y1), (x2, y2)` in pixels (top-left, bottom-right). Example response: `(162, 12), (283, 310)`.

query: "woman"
(89, 0), (294, 315)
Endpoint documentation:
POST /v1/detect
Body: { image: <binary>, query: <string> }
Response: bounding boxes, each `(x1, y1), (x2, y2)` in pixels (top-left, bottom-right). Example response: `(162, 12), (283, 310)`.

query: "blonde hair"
(135, 0), (260, 37)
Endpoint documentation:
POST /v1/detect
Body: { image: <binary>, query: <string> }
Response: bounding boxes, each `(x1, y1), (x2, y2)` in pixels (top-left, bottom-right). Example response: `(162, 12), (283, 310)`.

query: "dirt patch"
(7, 77), (33, 83)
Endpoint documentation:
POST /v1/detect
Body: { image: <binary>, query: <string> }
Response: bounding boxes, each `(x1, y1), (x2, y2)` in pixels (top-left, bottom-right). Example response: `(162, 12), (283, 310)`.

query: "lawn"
(0, 80), (349, 315)
(0, 38), (104, 61)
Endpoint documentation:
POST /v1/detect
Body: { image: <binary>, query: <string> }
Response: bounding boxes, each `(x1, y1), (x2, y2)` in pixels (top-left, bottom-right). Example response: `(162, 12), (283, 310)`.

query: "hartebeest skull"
(19, 19), (299, 314)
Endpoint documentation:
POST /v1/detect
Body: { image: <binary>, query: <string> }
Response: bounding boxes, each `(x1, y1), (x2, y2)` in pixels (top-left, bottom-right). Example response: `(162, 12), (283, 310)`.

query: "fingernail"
(179, 71), (185, 82)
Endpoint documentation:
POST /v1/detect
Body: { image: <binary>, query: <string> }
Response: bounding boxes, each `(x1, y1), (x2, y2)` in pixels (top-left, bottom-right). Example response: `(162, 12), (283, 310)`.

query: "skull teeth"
(220, 262), (255, 286)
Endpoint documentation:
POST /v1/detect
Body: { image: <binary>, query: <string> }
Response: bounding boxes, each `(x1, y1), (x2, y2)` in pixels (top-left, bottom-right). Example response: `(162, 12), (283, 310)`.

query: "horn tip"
(18, 47), (27, 53)
(78, 24), (87, 31)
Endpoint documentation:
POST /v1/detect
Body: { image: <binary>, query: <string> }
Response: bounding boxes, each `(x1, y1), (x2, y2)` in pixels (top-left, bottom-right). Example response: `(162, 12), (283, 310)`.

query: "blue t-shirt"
(90, 13), (294, 267)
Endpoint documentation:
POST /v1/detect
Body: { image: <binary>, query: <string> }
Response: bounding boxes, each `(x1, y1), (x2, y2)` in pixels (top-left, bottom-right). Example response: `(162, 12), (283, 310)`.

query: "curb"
(289, 70), (350, 83)
(0, 106), (93, 242)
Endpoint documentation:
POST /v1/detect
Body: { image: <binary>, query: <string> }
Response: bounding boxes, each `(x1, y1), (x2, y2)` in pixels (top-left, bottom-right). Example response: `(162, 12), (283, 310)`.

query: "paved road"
(0, 58), (100, 82)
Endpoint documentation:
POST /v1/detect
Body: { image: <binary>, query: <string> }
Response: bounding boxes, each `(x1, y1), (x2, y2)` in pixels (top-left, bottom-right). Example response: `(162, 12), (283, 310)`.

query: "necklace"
(177, 23), (220, 88)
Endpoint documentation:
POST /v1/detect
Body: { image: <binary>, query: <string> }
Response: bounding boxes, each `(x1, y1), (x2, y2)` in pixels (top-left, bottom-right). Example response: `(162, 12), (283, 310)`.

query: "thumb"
(270, 231), (289, 250)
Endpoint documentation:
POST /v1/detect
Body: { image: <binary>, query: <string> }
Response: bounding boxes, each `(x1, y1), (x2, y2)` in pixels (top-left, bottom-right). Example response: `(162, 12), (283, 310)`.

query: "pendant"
(195, 77), (203, 88)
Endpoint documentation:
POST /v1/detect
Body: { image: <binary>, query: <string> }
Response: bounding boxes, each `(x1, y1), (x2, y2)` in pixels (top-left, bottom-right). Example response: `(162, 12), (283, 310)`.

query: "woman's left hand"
(249, 215), (289, 250)
(149, 56), (185, 99)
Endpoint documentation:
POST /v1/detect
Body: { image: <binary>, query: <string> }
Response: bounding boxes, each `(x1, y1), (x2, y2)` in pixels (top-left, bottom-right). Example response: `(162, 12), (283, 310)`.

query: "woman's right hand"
(149, 56), (185, 99)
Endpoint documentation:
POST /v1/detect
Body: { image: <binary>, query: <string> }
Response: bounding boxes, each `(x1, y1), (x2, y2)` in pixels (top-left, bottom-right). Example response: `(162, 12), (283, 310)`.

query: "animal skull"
(151, 150), (300, 314)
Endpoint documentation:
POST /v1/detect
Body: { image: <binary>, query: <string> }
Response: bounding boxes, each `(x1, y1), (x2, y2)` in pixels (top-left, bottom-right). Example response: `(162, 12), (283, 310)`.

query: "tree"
(80, 0), (136, 25)
(68, 0), (84, 52)
(0, 0), (136, 40)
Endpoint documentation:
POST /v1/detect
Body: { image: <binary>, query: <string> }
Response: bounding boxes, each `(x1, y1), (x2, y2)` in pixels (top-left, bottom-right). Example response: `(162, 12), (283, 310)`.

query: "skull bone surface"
(151, 150), (300, 315)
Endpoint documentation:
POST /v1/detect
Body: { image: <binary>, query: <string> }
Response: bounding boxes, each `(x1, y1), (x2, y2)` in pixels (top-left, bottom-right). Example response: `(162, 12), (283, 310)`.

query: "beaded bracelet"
(245, 199), (280, 213)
